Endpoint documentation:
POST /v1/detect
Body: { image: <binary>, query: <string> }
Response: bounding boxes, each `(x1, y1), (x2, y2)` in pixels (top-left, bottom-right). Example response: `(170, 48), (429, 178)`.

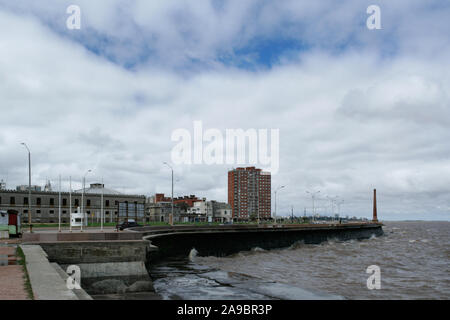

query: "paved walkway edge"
(51, 263), (92, 300)
(19, 245), (80, 300)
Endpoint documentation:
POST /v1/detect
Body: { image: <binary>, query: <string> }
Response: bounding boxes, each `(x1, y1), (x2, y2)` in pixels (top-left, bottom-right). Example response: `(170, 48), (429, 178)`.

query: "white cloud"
(0, 2), (449, 220)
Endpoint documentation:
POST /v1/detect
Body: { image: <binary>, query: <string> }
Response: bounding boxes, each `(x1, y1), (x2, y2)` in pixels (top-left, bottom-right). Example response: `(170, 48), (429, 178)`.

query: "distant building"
(146, 199), (183, 223)
(16, 185), (42, 192)
(186, 199), (232, 223)
(228, 167), (271, 221)
(152, 193), (201, 207)
(149, 193), (203, 223)
(44, 180), (52, 192)
(210, 200), (232, 223)
(148, 193), (204, 223)
(187, 199), (211, 222)
(147, 193), (232, 223)
(0, 183), (145, 224)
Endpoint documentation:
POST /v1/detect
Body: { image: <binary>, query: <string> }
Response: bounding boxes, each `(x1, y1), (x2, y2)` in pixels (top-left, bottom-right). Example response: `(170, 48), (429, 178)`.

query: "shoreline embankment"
(20, 222), (383, 299)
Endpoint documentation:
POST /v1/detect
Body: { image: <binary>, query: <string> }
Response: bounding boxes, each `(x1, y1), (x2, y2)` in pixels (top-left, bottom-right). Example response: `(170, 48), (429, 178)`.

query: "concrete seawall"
(22, 223), (383, 298)
(20, 245), (92, 300)
(140, 223), (384, 261)
(36, 240), (155, 295)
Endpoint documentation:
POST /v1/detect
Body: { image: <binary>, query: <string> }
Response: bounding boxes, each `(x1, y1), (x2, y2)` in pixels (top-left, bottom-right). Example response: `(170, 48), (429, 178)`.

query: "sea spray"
(189, 248), (198, 262)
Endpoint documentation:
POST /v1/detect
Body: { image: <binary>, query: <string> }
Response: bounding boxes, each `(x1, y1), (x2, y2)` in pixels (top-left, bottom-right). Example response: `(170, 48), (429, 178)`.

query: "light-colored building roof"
(74, 183), (123, 195)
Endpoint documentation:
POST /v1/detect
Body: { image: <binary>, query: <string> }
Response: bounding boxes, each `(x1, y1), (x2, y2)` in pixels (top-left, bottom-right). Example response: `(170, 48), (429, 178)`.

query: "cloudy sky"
(0, 0), (449, 220)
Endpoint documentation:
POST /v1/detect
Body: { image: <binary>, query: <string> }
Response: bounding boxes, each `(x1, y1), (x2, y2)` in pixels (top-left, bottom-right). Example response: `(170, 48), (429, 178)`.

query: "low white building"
(187, 200), (232, 223)
(187, 199), (213, 222)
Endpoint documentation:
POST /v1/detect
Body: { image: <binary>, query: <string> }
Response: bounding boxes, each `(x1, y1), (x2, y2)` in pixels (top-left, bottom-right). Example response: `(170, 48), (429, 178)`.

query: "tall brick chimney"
(372, 189), (378, 222)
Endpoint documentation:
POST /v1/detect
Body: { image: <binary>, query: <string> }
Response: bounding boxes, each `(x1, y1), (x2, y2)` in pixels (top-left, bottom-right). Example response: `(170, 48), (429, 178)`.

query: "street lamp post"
(101, 177), (104, 232)
(163, 162), (174, 226)
(58, 175), (61, 232)
(306, 190), (320, 223)
(326, 195), (339, 216)
(20, 143), (32, 233)
(274, 185), (285, 224)
(337, 199), (344, 218)
(81, 169), (92, 232)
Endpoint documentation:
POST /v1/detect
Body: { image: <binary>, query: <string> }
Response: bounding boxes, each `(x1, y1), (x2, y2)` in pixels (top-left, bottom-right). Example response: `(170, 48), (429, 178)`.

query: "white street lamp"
(163, 162), (174, 226)
(274, 185), (285, 224)
(306, 190), (320, 223)
(20, 143), (32, 232)
(81, 169), (92, 231)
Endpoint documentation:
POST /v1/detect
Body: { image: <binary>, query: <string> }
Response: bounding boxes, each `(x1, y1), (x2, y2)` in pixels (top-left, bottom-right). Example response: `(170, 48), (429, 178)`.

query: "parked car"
(116, 220), (141, 230)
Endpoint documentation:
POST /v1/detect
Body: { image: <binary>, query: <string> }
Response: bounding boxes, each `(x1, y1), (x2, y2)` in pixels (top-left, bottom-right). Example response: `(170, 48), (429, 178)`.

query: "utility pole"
(20, 143), (32, 233)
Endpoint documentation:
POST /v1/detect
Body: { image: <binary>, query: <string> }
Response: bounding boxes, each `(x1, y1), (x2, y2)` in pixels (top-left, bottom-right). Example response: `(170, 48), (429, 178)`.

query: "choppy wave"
(188, 248), (198, 262)
(152, 221), (450, 300)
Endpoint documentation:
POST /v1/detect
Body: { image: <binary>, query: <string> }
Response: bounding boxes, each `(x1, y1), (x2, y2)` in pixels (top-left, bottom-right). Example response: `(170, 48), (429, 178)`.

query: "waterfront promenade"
(0, 242), (29, 300)
(8, 222), (383, 300)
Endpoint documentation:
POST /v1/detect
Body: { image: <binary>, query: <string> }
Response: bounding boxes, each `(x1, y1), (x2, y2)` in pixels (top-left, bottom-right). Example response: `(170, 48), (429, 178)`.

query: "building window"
(24, 210), (28, 214)
(74, 199), (79, 206)
(49, 210), (54, 215)
(50, 198), (55, 206)
(10, 197), (15, 205)
(23, 197), (29, 205)
(37, 198), (41, 206)
(63, 199), (67, 206)
(105, 211), (110, 215)
(106, 200), (110, 207)
(63, 210), (67, 215)
(87, 199), (91, 207)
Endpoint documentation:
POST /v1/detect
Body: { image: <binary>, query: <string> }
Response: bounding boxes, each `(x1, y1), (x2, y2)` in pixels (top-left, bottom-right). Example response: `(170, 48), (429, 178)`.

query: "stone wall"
(38, 240), (155, 295)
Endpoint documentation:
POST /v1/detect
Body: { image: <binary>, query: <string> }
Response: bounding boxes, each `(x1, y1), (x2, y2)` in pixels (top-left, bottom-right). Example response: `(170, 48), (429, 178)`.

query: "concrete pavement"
(20, 245), (79, 300)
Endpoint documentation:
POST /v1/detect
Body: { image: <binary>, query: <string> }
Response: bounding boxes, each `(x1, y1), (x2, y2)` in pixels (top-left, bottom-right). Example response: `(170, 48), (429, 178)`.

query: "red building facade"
(154, 193), (200, 207)
(228, 167), (271, 221)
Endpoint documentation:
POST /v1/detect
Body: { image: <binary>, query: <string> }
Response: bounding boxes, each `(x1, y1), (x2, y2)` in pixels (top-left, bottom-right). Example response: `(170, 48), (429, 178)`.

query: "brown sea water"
(150, 221), (450, 300)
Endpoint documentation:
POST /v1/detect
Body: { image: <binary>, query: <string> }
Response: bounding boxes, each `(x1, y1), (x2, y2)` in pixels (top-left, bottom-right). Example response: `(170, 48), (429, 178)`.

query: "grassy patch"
(22, 223), (70, 229)
(16, 246), (34, 300)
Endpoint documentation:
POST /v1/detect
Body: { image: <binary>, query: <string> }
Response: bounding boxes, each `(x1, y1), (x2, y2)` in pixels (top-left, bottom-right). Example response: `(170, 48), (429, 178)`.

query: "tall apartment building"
(228, 167), (271, 221)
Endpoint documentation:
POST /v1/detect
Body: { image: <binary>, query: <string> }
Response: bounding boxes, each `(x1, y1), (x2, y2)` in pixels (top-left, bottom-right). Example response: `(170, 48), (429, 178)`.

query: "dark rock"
(90, 279), (127, 294)
(126, 280), (154, 293)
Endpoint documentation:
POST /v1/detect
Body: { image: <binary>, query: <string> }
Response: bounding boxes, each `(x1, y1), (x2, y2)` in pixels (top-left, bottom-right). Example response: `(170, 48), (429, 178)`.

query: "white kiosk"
(70, 207), (85, 229)
(70, 212), (83, 228)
